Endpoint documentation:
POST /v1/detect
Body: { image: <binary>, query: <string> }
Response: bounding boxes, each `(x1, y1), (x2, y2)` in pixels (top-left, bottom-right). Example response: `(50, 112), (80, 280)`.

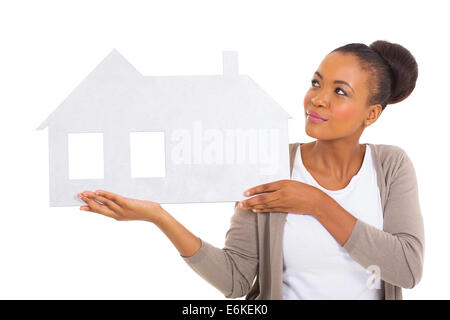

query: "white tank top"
(282, 144), (384, 299)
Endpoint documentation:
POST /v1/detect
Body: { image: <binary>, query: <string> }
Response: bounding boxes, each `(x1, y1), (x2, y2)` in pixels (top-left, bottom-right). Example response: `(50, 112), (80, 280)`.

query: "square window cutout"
(68, 133), (104, 179)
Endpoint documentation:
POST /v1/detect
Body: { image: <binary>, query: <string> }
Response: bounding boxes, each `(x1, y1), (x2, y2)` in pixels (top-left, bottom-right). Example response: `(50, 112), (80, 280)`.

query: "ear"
(364, 104), (382, 127)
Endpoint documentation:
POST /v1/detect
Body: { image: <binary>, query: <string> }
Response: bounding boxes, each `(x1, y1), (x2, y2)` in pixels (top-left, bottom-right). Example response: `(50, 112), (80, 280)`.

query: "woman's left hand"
(238, 179), (324, 214)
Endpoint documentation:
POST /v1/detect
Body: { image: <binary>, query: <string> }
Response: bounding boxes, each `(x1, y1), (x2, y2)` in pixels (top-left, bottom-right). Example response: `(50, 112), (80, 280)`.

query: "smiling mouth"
(306, 109), (327, 121)
(306, 112), (328, 123)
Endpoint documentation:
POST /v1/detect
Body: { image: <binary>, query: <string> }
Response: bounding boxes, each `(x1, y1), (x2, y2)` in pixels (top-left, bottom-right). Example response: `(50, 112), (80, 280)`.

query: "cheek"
(303, 91), (313, 108)
(332, 103), (359, 122)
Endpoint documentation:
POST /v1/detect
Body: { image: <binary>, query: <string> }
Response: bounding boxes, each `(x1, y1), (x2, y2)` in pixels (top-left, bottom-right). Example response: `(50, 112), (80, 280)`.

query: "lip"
(306, 110), (328, 123)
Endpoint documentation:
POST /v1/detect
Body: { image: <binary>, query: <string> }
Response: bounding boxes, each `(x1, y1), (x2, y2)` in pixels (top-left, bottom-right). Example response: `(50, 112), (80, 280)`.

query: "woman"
(78, 40), (424, 300)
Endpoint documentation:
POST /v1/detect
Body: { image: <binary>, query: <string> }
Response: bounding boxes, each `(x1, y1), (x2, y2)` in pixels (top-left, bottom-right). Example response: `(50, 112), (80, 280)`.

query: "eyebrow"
(314, 71), (355, 93)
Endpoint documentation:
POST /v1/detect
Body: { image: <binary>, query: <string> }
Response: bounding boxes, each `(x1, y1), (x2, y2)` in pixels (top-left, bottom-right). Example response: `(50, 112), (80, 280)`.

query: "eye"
(335, 87), (347, 96)
(311, 79), (320, 87)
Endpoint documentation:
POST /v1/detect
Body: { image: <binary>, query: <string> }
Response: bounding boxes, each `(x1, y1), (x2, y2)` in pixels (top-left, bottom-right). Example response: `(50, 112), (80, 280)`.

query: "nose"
(311, 90), (329, 108)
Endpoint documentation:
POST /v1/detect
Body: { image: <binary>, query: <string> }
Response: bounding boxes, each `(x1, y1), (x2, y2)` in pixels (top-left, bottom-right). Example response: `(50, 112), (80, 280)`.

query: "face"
(303, 51), (380, 141)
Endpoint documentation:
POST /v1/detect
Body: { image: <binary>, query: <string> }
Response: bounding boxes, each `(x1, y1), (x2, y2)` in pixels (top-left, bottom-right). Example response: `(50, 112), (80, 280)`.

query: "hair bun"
(369, 40), (418, 104)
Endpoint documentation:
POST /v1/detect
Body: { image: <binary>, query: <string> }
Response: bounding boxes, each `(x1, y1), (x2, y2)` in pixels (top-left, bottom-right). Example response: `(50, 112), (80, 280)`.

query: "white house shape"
(37, 49), (292, 207)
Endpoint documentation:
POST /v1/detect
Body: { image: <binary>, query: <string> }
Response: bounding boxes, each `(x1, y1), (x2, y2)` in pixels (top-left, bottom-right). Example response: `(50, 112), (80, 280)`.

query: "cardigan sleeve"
(180, 202), (259, 298)
(343, 149), (425, 289)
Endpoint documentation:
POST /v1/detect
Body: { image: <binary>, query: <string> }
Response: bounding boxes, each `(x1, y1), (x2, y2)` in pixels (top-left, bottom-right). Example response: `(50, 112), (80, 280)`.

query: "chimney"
(222, 51), (239, 76)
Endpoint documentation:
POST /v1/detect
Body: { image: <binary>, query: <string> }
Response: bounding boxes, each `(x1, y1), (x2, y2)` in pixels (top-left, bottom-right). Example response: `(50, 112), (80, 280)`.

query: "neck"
(309, 137), (365, 180)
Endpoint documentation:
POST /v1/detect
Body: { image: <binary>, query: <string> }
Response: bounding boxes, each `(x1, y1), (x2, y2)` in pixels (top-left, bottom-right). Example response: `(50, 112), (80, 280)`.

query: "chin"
(304, 124), (333, 141)
(305, 123), (320, 138)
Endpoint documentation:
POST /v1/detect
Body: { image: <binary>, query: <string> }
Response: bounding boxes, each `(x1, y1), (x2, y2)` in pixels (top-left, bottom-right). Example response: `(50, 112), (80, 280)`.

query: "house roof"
(37, 49), (292, 130)
(37, 49), (141, 130)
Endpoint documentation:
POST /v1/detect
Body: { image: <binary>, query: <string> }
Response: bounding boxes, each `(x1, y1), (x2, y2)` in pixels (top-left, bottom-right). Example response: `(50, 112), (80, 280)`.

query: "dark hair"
(331, 40), (418, 111)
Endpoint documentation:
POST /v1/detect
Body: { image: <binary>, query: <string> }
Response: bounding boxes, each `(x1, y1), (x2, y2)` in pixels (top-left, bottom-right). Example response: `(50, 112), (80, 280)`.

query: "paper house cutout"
(37, 49), (292, 206)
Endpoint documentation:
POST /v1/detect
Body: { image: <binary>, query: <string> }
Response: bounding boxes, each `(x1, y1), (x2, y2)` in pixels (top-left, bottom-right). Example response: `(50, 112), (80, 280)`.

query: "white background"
(0, 0), (448, 299)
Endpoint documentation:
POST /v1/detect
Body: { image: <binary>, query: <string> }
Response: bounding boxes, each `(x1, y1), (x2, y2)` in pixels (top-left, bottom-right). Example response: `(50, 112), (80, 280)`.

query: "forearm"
(181, 204), (260, 298)
(313, 191), (357, 246)
(153, 208), (202, 258)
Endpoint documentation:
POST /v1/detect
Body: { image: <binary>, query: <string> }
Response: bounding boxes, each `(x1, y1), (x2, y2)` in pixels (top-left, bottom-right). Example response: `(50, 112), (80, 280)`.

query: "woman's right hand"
(78, 190), (164, 223)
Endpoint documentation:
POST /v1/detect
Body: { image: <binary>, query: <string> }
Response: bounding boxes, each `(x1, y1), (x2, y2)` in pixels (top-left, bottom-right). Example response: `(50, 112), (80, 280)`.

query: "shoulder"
(369, 143), (409, 162)
(370, 143), (406, 156)
(369, 143), (416, 179)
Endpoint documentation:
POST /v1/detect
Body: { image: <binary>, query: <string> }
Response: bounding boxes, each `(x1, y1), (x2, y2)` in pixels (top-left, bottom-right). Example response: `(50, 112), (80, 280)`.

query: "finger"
(241, 194), (279, 208)
(244, 180), (285, 197)
(248, 193), (286, 210)
(82, 191), (121, 212)
(78, 194), (118, 219)
(252, 207), (287, 213)
(250, 199), (284, 210)
(80, 206), (91, 211)
(250, 201), (281, 210)
(94, 190), (125, 206)
(252, 209), (273, 213)
(240, 190), (282, 208)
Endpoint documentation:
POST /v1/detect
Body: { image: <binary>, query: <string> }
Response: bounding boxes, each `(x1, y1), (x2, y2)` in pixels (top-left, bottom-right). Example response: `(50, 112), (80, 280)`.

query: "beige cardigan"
(182, 142), (425, 300)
